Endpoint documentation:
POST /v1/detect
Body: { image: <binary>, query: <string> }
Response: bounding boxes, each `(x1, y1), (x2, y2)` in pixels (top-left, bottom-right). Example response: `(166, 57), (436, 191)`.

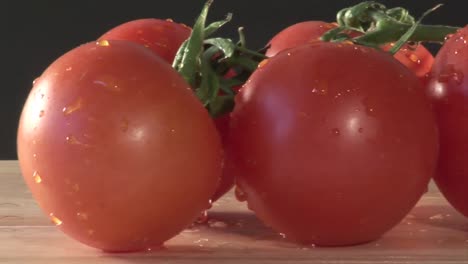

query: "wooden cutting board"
(1, 160), (467, 263)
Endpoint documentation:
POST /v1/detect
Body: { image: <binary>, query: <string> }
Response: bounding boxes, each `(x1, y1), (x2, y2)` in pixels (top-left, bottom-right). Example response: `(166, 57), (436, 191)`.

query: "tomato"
(100, 20), (237, 202)
(226, 42), (438, 246)
(427, 26), (468, 218)
(266, 21), (434, 82)
(266, 21), (335, 57)
(17, 40), (222, 252)
(99, 19), (191, 64)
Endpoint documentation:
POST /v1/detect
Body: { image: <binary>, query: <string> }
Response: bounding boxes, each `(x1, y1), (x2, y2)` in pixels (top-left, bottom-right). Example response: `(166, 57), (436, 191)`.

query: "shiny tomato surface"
(227, 42), (438, 246)
(17, 40), (222, 252)
(99, 19), (191, 64)
(427, 26), (468, 218)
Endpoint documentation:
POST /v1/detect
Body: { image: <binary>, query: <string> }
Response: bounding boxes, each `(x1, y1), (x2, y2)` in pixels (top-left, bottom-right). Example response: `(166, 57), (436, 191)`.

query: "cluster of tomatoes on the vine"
(17, 0), (468, 252)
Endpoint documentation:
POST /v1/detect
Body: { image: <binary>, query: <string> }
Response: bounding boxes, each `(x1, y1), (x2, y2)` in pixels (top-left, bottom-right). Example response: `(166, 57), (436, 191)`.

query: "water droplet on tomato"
(76, 212), (88, 221)
(180, 23), (190, 29)
(195, 210), (209, 224)
(32, 78), (39, 85)
(63, 97), (83, 115)
(166, 18), (174, 22)
(72, 183), (80, 192)
(279, 233), (287, 239)
(65, 67), (72, 71)
(445, 34), (454, 41)
(96, 40), (110, 47)
(39, 110), (45, 118)
(358, 128), (364, 133)
(120, 118), (129, 132)
(66, 135), (91, 147)
(438, 64), (464, 85)
(408, 54), (421, 64)
(33, 171), (42, 184)
(33, 153), (37, 159)
(234, 186), (247, 202)
(258, 59), (269, 68)
(332, 128), (340, 136)
(94, 76), (121, 92)
(454, 50), (459, 55)
(49, 213), (63, 226)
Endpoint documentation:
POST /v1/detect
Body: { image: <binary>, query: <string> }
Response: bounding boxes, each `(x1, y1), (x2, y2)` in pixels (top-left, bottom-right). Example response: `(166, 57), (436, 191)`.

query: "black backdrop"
(1, 0), (467, 159)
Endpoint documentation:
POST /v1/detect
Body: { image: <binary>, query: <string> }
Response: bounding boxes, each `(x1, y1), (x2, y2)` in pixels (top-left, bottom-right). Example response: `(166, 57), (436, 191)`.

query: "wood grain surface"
(1, 160), (467, 263)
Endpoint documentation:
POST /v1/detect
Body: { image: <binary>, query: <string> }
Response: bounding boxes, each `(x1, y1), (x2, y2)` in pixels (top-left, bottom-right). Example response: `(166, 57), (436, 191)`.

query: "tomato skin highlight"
(266, 21), (434, 82)
(99, 19), (191, 64)
(227, 42), (438, 246)
(17, 40), (222, 252)
(428, 26), (468, 218)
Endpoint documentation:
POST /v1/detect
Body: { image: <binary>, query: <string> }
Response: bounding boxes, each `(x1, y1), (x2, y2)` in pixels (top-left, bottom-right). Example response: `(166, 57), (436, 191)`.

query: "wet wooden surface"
(1, 160), (468, 263)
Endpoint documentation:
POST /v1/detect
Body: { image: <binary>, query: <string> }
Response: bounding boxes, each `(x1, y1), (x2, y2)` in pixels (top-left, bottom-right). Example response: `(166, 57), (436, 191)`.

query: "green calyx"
(173, 0), (266, 118)
(322, 1), (460, 53)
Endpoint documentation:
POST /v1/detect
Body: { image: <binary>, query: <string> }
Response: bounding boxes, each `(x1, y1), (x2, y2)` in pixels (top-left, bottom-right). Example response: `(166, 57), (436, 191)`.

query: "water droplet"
(33, 171), (42, 184)
(358, 128), (364, 133)
(49, 213), (63, 226)
(32, 78), (39, 85)
(408, 54), (421, 64)
(438, 64), (464, 85)
(120, 118), (129, 132)
(455, 50), (459, 55)
(166, 18), (174, 22)
(180, 23), (190, 29)
(258, 59), (269, 68)
(97, 40), (110, 47)
(366, 108), (375, 115)
(209, 221), (228, 228)
(195, 210), (209, 224)
(445, 34), (454, 41)
(429, 214), (444, 220)
(33, 154), (37, 159)
(66, 67), (72, 71)
(170, 129), (176, 133)
(279, 233), (287, 239)
(63, 97), (83, 115)
(76, 212), (88, 221)
(93, 76), (121, 92)
(287, 52), (291, 56)
(66, 135), (91, 148)
(194, 238), (209, 247)
(39, 110), (45, 118)
(332, 128), (340, 136)
(234, 186), (248, 202)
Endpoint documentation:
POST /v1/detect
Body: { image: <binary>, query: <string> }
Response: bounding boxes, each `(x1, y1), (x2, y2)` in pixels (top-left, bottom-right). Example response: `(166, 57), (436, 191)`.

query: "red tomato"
(17, 40), (222, 252)
(101, 20), (237, 202)
(427, 26), (468, 217)
(99, 19), (191, 64)
(266, 21), (434, 82)
(227, 42), (438, 246)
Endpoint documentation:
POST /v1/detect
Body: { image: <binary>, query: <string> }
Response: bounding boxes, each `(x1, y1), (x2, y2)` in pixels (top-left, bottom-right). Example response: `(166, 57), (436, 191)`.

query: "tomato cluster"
(16, 0), (467, 252)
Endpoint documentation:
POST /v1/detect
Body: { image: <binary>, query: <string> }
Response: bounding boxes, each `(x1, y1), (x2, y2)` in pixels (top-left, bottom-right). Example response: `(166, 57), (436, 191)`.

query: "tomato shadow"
(410, 204), (468, 232)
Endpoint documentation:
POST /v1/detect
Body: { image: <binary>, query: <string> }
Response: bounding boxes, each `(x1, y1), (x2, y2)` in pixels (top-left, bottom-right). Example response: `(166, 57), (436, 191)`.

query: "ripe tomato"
(427, 26), (468, 218)
(227, 42), (438, 246)
(99, 19), (191, 64)
(266, 21), (434, 82)
(17, 40), (222, 252)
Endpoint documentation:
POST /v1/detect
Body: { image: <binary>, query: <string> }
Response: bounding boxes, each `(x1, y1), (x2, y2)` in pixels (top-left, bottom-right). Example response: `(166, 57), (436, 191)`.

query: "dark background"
(1, 0), (467, 159)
